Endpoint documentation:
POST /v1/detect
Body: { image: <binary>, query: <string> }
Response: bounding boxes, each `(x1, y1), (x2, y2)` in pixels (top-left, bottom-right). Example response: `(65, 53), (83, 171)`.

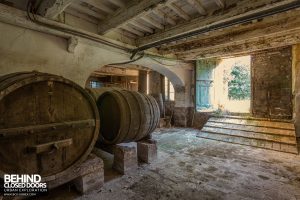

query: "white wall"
(0, 21), (194, 107)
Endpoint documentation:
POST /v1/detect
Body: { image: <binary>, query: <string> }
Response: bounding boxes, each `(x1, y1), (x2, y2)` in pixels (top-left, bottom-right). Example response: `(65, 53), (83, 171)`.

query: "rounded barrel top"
(0, 72), (99, 181)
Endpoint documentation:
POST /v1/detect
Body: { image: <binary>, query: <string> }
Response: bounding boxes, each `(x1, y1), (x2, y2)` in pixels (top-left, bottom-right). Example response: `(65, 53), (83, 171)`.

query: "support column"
(138, 70), (147, 94)
(293, 44), (300, 141)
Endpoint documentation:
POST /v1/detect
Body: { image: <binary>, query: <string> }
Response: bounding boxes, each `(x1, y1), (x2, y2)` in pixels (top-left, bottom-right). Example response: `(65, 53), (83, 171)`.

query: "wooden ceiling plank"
(137, 0), (298, 46)
(69, 3), (106, 19)
(83, 0), (115, 14)
(37, 0), (75, 19)
(129, 21), (154, 33)
(167, 3), (191, 21)
(141, 16), (164, 29)
(152, 9), (176, 25)
(186, 0), (207, 15)
(121, 25), (145, 36)
(106, 0), (125, 8)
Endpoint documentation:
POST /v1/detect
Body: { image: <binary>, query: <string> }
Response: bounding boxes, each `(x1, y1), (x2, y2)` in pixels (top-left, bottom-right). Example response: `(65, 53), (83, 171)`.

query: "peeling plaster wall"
(0, 21), (194, 113)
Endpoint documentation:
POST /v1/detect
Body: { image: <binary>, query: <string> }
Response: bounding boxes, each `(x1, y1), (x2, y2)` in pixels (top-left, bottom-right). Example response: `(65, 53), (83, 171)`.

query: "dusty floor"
(40, 128), (300, 200)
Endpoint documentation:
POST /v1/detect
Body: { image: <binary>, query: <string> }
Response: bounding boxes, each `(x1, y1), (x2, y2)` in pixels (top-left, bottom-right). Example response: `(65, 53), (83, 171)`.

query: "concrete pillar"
(138, 70), (147, 94)
(148, 71), (163, 94)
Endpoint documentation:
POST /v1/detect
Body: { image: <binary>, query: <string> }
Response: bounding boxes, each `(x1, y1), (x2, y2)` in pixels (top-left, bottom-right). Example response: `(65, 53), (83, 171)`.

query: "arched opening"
(85, 63), (184, 126)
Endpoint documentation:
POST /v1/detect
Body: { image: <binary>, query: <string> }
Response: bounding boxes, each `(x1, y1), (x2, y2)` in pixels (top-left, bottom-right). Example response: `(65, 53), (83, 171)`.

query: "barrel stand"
(113, 143), (138, 174)
(48, 154), (104, 194)
(137, 139), (158, 164)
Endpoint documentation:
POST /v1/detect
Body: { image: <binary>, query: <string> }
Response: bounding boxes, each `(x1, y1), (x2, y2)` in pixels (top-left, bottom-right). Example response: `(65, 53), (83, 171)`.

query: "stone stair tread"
(201, 127), (296, 145)
(197, 131), (298, 154)
(205, 121), (295, 137)
(209, 117), (295, 130)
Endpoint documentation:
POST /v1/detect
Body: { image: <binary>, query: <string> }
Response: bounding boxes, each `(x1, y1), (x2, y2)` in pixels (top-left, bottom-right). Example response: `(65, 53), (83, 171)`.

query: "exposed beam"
(82, 0), (115, 14)
(65, 8), (99, 24)
(121, 25), (144, 36)
(37, 0), (74, 19)
(107, 0), (125, 8)
(141, 16), (164, 29)
(169, 11), (300, 59)
(98, 0), (164, 34)
(98, 0), (179, 34)
(179, 29), (300, 59)
(130, 21), (154, 33)
(137, 0), (299, 47)
(69, 3), (105, 19)
(186, 0), (207, 15)
(214, 0), (225, 8)
(167, 3), (191, 20)
(160, 10), (300, 54)
(152, 8), (176, 25)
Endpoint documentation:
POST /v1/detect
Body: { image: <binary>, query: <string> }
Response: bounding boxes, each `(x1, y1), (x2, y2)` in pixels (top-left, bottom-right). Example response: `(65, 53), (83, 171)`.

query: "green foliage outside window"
(227, 65), (251, 100)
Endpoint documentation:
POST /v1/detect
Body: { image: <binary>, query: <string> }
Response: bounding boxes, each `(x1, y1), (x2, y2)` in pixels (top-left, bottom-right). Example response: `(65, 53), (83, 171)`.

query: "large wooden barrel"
(89, 88), (160, 144)
(0, 72), (99, 181)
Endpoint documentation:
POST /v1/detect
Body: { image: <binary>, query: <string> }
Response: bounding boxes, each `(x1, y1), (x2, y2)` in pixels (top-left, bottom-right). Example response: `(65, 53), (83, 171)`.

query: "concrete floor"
(41, 128), (300, 200)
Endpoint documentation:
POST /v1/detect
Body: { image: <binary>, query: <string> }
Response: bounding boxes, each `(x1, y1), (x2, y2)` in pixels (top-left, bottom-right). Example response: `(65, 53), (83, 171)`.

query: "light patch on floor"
(42, 128), (300, 200)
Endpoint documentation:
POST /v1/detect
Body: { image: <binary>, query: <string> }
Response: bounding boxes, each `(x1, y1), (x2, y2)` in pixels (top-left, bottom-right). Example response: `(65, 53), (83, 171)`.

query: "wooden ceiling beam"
(106, 0), (125, 8)
(82, 0), (115, 14)
(152, 9), (176, 25)
(129, 21), (154, 33)
(179, 29), (300, 59)
(168, 11), (300, 59)
(37, 0), (74, 19)
(121, 25), (144, 36)
(98, 0), (164, 34)
(69, 3), (106, 19)
(186, 0), (207, 15)
(167, 3), (191, 20)
(137, 0), (298, 46)
(214, 0), (225, 8)
(141, 16), (164, 29)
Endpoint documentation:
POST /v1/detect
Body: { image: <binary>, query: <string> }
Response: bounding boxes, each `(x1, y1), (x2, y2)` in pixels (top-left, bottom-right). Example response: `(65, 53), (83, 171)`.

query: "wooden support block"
(47, 154), (104, 191)
(113, 143), (137, 174)
(73, 170), (104, 194)
(137, 139), (157, 164)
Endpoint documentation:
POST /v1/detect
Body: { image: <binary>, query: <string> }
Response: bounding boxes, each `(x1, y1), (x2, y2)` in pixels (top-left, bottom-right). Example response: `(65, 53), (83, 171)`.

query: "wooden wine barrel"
(89, 88), (160, 144)
(0, 72), (99, 181)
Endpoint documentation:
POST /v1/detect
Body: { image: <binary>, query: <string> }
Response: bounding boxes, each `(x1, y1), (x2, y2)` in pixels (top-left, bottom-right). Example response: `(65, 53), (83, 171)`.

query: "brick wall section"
(251, 47), (293, 119)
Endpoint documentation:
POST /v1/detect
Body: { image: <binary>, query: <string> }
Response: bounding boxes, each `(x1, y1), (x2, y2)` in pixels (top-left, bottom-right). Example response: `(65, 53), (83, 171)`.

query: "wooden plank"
(82, 0), (115, 14)
(98, 0), (164, 34)
(69, 3), (106, 19)
(0, 119), (95, 137)
(186, 0), (207, 15)
(201, 127), (296, 144)
(205, 122), (295, 136)
(28, 138), (73, 154)
(141, 16), (164, 29)
(167, 3), (191, 21)
(137, 0), (299, 46)
(162, 10), (300, 59)
(37, 0), (75, 19)
(208, 117), (295, 130)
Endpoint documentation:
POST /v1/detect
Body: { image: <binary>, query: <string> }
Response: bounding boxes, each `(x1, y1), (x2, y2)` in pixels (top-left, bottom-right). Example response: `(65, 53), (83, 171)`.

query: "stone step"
(197, 131), (298, 154)
(209, 117), (295, 130)
(201, 127), (296, 144)
(205, 121), (295, 136)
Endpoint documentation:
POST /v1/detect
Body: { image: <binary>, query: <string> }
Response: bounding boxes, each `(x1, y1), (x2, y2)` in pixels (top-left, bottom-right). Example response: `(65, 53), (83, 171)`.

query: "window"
(164, 77), (175, 101)
(89, 81), (102, 88)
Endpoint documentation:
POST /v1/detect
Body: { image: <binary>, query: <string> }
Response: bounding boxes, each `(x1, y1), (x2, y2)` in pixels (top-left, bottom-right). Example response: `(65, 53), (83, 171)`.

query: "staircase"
(197, 116), (298, 154)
